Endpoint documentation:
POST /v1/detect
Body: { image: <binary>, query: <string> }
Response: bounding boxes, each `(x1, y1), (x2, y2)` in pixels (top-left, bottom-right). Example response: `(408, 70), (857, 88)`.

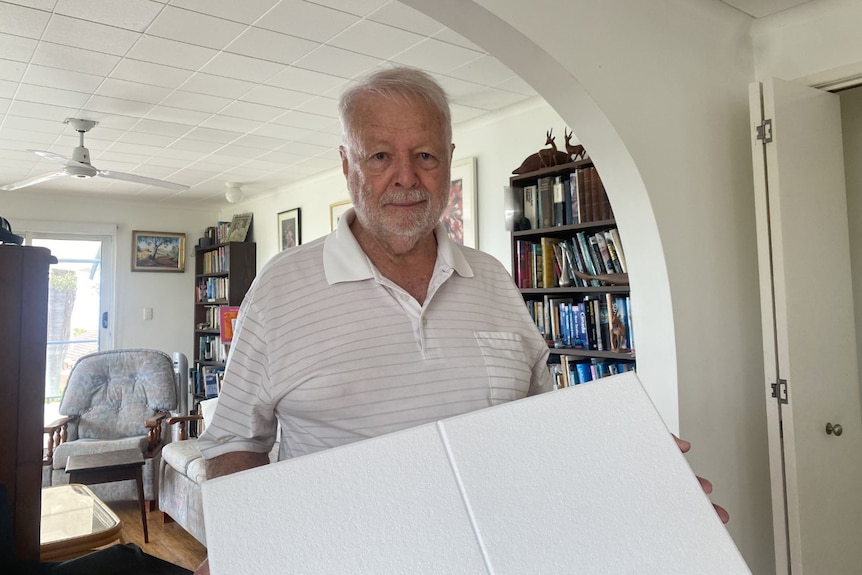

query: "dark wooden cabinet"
(0, 245), (55, 562)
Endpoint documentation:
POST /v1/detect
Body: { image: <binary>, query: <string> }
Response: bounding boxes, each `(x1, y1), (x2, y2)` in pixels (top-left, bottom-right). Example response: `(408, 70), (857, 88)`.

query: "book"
(608, 228), (627, 273)
(603, 230), (624, 274)
(537, 176), (554, 228)
(562, 176), (573, 225)
(522, 185), (538, 230)
(593, 232), (615, 274)
(219, 306), (240, 343)
(204, 371), (219, 398)
(569, 170), (584, 224)
(552, 176), (565, 227)
(575, 232), (599, 285)
(540, 237), (561, 288)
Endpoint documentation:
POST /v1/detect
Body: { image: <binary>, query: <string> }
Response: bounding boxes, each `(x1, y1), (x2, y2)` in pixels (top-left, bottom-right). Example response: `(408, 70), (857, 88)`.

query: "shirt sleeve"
(197, 291), (279, 460)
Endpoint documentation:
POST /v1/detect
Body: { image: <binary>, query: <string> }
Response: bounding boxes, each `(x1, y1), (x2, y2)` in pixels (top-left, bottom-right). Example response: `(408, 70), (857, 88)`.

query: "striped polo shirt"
(198, 210), (553, 462)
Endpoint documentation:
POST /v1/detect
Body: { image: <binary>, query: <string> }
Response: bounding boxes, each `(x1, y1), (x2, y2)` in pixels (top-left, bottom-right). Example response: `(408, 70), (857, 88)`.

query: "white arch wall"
(404, 0), (775, 572)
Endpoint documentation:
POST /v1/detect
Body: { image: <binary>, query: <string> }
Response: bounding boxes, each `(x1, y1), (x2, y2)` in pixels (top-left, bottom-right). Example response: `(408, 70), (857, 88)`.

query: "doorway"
(20, 230), (115, 424)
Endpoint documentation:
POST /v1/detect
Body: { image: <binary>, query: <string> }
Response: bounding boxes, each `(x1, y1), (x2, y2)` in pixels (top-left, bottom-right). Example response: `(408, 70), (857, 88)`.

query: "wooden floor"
(108, 500), (207, 572)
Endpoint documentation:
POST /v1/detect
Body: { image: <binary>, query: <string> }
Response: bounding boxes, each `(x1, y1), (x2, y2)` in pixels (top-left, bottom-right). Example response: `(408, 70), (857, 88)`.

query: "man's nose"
(392, 155), (419, 188)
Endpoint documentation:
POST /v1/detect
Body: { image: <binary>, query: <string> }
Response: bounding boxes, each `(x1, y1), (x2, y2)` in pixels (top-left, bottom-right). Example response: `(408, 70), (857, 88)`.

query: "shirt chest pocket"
(473, 331), (532, 404)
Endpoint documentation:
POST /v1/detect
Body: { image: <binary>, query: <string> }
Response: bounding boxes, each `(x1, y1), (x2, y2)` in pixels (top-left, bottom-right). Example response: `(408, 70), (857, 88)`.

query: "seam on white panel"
(436, 421), (495, 575)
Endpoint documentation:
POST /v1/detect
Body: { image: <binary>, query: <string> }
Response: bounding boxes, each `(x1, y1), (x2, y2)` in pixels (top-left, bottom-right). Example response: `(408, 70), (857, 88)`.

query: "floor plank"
(108, 501), (207, 572)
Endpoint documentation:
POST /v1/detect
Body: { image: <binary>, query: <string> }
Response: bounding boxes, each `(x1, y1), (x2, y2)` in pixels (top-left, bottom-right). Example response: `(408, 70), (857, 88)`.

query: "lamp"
(225, 182), (244, 203)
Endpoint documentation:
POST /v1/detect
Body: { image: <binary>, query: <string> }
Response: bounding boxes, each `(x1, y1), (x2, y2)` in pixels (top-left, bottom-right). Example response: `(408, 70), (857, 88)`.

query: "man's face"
(340, 92), (453, 251)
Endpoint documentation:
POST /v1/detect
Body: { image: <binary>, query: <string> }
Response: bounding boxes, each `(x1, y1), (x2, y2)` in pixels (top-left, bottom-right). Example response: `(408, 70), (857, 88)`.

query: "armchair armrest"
(166, 414), (203, 441)
(43, 415), (76, 464)
(144, 410), (172, 454)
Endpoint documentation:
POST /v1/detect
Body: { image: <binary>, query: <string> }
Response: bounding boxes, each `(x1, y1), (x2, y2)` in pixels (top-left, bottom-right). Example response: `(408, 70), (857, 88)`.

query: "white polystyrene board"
(202, 423), (489, 574)
(439, 371), (751, 574)
(202, 371), (751, 574)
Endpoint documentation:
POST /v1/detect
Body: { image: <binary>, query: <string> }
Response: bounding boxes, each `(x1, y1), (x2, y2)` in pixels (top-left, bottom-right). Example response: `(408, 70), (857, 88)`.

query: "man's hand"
(674, 434), (730, 524)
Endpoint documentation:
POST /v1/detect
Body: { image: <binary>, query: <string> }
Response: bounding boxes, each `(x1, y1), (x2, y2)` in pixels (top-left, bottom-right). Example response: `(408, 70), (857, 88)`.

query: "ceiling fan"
(0, 118), (189, 192)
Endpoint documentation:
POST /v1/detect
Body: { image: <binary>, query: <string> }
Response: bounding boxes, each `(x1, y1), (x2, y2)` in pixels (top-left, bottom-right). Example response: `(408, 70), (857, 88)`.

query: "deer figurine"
(564, 128), (586, 161)
(512, 129), (571, 174)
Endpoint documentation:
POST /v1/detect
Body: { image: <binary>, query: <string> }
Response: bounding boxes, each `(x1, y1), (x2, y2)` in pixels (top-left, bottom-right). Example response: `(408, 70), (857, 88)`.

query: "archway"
(402, 0), (678, 427)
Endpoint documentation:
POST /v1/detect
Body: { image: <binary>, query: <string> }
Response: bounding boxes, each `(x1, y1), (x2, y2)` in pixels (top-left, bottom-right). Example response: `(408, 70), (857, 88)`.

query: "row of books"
(521, 166), (612, 230)
(198, 334), (227, 363)
(199, 246), (233, 274)
(196, 277), (230, 302)
(204, 222), (232, 245)
(194, 365), (224, 399)
(550, 357), (635, 389)
(527, 293), (634, 353)
(515, 228), (627, 289)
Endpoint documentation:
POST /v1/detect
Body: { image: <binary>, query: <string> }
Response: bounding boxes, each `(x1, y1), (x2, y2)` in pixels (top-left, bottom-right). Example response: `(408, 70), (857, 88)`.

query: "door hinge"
(756, 118), (773, 143)
(771, 378), (788, 404)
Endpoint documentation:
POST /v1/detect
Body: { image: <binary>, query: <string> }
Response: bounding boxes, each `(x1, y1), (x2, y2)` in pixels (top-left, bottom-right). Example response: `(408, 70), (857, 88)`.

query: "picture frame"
(277, 208), (302, 250)
(132, 230), (186, 272)
(227, 212), (253, 242)
(445, 157), (478, 248)
(330, 199), (353, 231)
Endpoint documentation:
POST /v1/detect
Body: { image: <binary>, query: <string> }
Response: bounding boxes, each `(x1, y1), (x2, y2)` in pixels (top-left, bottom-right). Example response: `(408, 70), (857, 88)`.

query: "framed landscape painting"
(132, 231), (186, 272)
(278, 208), (301, 250)
(445, 157), (478, 248)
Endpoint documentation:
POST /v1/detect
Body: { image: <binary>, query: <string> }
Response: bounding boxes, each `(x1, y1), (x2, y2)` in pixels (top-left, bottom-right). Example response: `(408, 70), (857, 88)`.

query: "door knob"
(826, 422), (843, 436)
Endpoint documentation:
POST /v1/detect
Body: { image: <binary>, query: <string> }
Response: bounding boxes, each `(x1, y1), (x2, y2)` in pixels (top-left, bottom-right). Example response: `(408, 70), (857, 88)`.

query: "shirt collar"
(323, 207), (474, 285)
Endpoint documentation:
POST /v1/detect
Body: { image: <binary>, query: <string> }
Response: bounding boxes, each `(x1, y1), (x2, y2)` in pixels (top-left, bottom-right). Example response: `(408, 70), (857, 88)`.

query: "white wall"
(841, 87), (862, 397)
(2, 190), (218, 361)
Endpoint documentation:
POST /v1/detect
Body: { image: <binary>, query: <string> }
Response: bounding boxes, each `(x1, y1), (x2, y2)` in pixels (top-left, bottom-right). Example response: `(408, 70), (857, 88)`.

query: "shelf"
(548, 347), (635, 361)
(520, 286), (629, 296)
(513, 219), (617, 239)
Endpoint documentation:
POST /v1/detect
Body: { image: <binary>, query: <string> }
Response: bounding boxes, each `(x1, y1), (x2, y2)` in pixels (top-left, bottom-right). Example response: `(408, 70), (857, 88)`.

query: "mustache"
(380, 188), (430, 205)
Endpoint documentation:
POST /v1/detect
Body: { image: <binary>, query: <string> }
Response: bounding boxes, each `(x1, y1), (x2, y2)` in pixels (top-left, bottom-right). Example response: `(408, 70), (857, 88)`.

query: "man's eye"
(373, 153), (387, 161)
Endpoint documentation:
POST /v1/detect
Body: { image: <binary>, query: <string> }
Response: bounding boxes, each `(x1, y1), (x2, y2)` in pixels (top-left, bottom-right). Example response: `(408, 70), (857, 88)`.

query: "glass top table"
(40, 483), (123, 561)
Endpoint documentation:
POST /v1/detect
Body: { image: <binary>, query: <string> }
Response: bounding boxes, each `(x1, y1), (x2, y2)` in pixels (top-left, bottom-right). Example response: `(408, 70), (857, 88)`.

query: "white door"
(750, 78), (862, 574)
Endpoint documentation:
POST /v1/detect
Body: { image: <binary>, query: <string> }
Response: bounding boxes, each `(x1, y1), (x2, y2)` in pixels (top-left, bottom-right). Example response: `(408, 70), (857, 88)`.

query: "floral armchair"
(43, 348), (177, 506)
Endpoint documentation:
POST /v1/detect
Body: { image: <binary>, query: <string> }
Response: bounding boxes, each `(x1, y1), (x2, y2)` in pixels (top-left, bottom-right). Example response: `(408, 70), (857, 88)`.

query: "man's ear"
(339, 146), (349, 177)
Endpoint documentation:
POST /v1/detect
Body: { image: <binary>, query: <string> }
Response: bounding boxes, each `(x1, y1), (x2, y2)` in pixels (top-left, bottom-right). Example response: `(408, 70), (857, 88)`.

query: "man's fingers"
(673, 434), (691, 453)
(698, 475), (713, 494)
(714, 503), (730, 524)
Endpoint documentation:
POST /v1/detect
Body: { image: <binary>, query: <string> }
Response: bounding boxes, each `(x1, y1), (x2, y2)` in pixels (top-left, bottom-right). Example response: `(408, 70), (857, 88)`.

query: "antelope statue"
(512, 129), (572, 174)
(564, 128), (586, 161)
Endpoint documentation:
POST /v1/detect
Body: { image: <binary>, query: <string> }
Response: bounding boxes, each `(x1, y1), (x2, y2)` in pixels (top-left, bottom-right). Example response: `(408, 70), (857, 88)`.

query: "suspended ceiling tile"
(200, 51), (285, 83)
(16, 84), (92, 108)
(110, 59), (195, 90)
(264, 65), (348, 95)
(53, 0), (163, 31)
(145, 104), (211, 126)
(168, 0), (280, 25)
(181, 72), (256, 99)
(367, 2), (445, 37)
(31, 41), (120, 75)
(41, 14), (140, 56)
(258, 1), (359, 43)
(292, 44), (378, 80)
(148, 5), (248, 50)
(95, 78), (172, 105)
(161, 90), (232, 114)
(392, 38), (484, 75)
(126, 35), (218, 70)
(328, 19), (424, 60)
(0, 2), (50, 38)
(227, 27), (318, 66)
(23, 65), (104, 93)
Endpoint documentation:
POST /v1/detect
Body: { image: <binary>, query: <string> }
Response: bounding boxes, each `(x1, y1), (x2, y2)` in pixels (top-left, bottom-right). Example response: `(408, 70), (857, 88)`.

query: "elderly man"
(194, 66), (725, 574)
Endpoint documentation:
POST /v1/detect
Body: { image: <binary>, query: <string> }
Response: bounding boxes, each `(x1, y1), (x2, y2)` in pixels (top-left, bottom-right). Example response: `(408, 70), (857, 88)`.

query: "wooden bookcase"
(192, 241), (256, 408)
(510, 158), (636, 388)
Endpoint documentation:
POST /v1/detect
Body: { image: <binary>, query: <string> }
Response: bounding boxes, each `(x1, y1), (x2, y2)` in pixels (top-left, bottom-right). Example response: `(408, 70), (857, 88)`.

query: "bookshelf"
(510, 157), (636, 389)
(193, 237), (256, 410)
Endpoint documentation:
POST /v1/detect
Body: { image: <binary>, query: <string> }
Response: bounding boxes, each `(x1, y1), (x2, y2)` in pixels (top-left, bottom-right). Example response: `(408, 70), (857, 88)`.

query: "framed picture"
(132, 231), (186, 272)
(277, 208), (301, 250)
(330, 199), (352, 231)
(445, 157), (478, 248)
(227, 212), (253, 242)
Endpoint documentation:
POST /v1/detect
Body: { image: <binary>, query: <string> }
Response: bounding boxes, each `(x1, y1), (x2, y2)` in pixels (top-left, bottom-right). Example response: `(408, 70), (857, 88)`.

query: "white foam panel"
(202, 371), (751, 574)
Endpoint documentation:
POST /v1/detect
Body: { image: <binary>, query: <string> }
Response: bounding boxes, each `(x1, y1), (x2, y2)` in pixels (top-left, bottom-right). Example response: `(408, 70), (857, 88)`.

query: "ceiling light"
(225, 182), (244, 203)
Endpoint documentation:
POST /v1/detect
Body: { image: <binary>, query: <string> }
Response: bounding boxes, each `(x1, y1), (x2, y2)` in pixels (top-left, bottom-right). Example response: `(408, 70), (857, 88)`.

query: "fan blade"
(96, 170), (189, 192)
(31, 149), (81, 166)
(0, 171), (66, 191)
